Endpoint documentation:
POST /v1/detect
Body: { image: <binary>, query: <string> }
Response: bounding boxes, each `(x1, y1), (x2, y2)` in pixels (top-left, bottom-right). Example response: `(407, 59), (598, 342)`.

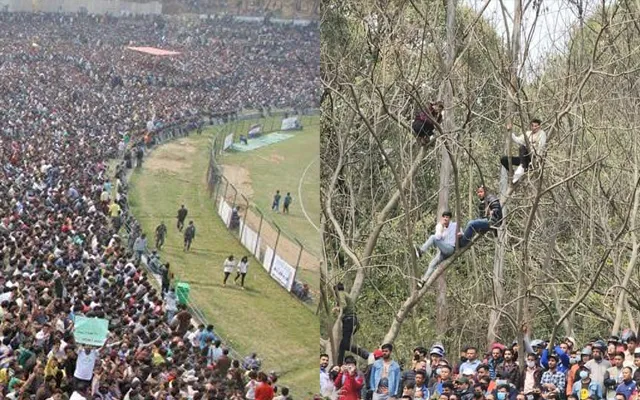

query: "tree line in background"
(320, 0), (640, 367)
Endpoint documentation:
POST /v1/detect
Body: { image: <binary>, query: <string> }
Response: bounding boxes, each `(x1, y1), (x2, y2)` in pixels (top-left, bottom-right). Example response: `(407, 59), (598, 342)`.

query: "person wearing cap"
(571, 365), (603, 400)
(414, 211), (458, 288)
(455, 376), (475, 400)
(568, 349), (593, 396)
(369, 343), (401, 400)
(586, 342), (612, 390)
(614, 367), (637, 400)
(541, 341), (571, 374)
(460, 347), (482, 375)
(540, 354), (566, 397)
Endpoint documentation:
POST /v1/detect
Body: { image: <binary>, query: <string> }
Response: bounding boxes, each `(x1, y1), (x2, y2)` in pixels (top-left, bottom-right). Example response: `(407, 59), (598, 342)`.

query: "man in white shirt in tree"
(501, 118), (547, 183)
(415, 211), (457, 288)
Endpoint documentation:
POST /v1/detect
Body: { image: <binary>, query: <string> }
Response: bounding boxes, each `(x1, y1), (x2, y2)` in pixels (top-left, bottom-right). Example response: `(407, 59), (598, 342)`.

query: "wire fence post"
(254, 208), (264, 256)
(292, 239), (304, 286)
(231, 184), (238, 208)
(240, 195), (249, 244)
(269, 224), (281, 274)
(222, 177), (229, 203)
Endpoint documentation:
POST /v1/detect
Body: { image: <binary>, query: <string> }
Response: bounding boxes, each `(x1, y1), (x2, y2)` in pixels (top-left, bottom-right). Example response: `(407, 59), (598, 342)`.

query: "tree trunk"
(612, 138), (640, 334)
(489, 0), (522, 347)
(435, 0), (457, 336)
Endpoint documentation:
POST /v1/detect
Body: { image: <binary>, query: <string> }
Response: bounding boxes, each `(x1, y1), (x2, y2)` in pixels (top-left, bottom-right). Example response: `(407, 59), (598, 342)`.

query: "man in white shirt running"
(415, 211), (458, 288)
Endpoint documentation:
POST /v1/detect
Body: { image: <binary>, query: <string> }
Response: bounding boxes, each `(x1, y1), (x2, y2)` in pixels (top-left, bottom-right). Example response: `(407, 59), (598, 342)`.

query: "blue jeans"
(419, 235), (455, 281)
(459, 219), (490, 248)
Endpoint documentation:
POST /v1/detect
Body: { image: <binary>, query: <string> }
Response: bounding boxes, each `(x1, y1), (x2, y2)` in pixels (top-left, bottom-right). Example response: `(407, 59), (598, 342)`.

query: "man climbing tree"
(412, 101), (444, 147)
(334, 282), (358, 366)
(414, 211), (458, 289)
(458, 185), (503, 248)
(500, 118), (547, 184)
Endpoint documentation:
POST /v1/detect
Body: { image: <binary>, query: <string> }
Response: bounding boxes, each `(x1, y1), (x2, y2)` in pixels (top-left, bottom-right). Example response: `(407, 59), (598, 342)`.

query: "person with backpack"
(458, 185), (503, 248)
(183, 221), (196, 252)
(412, 101), (444, 147)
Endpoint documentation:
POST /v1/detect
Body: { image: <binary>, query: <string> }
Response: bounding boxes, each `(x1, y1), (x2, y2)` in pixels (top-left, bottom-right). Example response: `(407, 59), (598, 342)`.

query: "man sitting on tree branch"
(412, 101), (444, 147)
(414, 210), (458, 289)
(458, 185), (503, 248)
(501, 118), (547, 184)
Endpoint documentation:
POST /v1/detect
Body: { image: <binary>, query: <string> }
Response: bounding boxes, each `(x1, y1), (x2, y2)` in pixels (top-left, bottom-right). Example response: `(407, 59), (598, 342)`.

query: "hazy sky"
(464, 0), (611, 73)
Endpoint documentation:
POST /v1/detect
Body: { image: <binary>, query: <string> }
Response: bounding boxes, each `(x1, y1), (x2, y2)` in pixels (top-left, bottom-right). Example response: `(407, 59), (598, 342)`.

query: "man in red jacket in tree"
(335, 355), (365, 400)
(412, 101), (444, 147)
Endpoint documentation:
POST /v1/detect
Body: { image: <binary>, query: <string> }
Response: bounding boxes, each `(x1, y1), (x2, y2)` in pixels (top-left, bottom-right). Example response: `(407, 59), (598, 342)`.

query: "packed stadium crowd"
(0, 10), (316, 400)
(320, 330), (640, 400)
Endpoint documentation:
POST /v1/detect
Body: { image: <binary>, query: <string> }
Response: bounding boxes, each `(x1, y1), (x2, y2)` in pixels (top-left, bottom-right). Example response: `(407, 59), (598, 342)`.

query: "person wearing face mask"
(572, 366), (603, 400)
(431, 364), (453, 395)
(520, 354), (542, 395)
(495, 385), (512, 400)
(568, 349), (593, 397)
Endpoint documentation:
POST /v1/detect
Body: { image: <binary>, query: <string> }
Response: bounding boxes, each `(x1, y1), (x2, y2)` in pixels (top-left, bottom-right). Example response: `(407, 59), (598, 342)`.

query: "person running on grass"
(414, 210), (458, 289)
(176, 204), (188, 231)
(222, 255), (236, 286)
(183, 221), (196, 252)
(234, 256), (249, 289)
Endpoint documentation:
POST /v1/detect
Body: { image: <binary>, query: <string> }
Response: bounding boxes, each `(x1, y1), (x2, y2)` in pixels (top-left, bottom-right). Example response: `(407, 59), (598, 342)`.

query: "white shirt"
(223, 259), (236, 273)
(511, 129), (547, 155)
(70, 391), (87, 400)
(74, 349), (98, 380)
(434, 222), (457, 247)
(237, 261), (249, 274)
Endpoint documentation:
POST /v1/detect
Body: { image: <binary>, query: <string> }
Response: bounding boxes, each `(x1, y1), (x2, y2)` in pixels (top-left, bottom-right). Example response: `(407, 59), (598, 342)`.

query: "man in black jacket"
(459, 185), (503, 248)
(176, 205), (188, 231)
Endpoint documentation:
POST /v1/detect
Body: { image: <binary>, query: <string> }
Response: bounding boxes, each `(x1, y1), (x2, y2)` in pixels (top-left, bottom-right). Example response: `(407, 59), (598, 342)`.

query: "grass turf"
(127, 130), (318, 397)
(218, 115), (320, 289)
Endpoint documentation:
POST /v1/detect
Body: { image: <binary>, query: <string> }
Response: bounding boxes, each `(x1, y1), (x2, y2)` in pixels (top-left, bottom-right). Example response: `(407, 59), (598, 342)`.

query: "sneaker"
(513, 165), (525, 183)
(414, 245), (422, 259)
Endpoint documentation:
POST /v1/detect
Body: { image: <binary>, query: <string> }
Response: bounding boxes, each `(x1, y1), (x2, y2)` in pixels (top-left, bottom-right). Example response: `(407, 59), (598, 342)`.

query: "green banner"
(73, 316), (109, 346)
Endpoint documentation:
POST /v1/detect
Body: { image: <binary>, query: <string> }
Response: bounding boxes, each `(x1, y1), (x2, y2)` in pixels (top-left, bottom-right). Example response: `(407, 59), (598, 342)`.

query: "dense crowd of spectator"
(0, 10), (316, 400)
(321, 330), (640, 400)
